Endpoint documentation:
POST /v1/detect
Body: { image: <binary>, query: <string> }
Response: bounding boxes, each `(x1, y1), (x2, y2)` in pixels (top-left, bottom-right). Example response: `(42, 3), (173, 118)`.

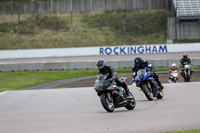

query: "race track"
(0, 82), (200, 133)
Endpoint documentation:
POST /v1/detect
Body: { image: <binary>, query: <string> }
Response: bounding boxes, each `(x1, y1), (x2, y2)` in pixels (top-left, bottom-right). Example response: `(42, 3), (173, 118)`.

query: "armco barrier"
(0, 58), (199, 72)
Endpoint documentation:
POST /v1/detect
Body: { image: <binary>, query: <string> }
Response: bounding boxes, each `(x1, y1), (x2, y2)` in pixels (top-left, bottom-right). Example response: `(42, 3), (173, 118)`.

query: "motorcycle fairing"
(135, 71), (151, 82)
(135, 69), (158, 97)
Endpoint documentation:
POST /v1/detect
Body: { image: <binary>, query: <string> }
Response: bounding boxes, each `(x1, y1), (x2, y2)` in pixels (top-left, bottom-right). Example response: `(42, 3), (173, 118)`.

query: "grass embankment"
(0, 10), (171, 49)
(0, 67), (199, 92)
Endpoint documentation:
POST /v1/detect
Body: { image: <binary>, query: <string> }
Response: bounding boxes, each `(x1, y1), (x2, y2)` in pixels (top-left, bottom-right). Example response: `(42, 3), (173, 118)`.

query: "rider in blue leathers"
(131, 57), (164, 90)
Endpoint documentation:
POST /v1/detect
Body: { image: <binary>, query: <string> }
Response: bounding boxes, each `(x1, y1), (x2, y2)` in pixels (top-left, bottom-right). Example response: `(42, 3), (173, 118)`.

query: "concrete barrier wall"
(44, 62), (69, 71)
(19, 63), (45, 71)
(0, 58), (199, 72)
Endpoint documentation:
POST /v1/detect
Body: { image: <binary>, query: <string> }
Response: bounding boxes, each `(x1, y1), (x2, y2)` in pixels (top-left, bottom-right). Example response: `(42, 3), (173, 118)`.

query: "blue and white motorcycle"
(134, 69), (163, 101)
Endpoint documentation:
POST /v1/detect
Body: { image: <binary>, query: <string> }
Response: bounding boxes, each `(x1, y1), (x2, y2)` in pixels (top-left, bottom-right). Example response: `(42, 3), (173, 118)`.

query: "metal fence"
(0, 10), (170, 50)
(0, 0), (171, 14)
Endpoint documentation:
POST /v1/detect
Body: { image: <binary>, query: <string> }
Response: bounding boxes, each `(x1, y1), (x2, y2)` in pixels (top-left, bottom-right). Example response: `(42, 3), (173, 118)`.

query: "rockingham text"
(100, 45), (168, 55)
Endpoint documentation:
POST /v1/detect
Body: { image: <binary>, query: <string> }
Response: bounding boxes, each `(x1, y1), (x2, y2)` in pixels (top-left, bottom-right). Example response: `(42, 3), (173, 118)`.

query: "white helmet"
(172, 63), (176, 68)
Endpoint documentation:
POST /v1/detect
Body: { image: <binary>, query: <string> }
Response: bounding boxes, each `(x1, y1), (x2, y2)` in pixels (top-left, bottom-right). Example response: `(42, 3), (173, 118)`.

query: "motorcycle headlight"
(173, 73), (178, 77)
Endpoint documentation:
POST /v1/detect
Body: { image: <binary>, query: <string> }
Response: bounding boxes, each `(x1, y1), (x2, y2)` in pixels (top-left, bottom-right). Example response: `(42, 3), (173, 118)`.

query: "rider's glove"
(110, 77), (116, 81)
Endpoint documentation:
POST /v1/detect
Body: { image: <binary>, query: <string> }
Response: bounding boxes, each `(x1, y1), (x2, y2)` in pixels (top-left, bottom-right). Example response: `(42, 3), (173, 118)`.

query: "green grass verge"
(0, 69), (98, 92)
(163, 129), (200, 133)
(0, 67), (199, 92)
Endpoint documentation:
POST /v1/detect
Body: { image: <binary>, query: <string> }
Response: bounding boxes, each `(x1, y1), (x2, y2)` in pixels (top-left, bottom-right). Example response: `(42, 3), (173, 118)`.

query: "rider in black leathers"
(179, 53), (193, 77)
(96, 59), (130, 97)
(131, 57), (164, 89)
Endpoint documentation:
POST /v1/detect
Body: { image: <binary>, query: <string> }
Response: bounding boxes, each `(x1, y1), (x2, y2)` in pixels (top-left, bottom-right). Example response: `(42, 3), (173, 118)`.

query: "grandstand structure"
(173, 0), (200, 21)
(167, 0), (200, 41)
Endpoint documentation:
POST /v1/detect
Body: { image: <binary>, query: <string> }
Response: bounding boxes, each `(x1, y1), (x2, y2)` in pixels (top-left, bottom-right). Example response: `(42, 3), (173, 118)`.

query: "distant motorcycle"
(181, 63), (193, 82)
(134, 69), (163, 101)
(94, 74), (136, 112)
(169, 70), (179, 83)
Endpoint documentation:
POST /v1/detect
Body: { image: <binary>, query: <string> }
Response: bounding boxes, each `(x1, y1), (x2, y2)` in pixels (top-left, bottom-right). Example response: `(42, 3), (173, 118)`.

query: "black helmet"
(183, 53), (188, 59)
(134, 57), (143, 67)
(96, 59), (107, 70)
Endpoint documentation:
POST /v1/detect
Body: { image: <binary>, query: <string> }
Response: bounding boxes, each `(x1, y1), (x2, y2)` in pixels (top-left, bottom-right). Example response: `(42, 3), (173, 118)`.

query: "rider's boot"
(153, 74), (164, 90)
(158, 81), (164, 90)
(112, 91), (126, 105)
(125, 86), (131, 97)
(154, 75), (164, 89)
(122, 83), (131, 97)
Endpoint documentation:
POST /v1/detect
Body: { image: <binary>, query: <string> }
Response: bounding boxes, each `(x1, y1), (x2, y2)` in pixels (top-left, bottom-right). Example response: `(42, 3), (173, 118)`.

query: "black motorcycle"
(94, 74), (136, 112)
(181, 63), (193, 82)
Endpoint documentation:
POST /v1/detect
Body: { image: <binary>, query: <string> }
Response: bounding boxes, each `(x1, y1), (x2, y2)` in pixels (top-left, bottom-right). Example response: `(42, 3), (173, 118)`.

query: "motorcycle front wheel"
(186, 74), (190, 82)
(172, 79), (177, 83)
(100, 93), (115, 112)
(142, 84), (153, 101)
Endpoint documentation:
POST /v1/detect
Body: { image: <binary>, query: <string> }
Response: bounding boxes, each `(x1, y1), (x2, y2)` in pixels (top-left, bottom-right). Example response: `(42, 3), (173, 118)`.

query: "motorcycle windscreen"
(135, 69), (150, 81)
(95, 79), (111, 92)
(135, 69), (145, 81)
(94, 79), (102, 92)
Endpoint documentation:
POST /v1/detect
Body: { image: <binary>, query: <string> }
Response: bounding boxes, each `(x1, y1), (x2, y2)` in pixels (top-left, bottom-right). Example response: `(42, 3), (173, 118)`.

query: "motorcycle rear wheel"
(100, 93), (115, 112)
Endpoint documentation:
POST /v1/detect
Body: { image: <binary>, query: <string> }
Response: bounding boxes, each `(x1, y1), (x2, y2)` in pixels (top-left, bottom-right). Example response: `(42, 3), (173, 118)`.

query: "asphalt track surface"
(0, 82), (200, 133)
(0, 51), (199, 63)
(0, 52), (200, 133)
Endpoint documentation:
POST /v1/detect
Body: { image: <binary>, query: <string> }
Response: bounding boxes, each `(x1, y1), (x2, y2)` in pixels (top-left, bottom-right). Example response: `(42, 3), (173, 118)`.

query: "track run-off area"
(0, 82), (200, 133)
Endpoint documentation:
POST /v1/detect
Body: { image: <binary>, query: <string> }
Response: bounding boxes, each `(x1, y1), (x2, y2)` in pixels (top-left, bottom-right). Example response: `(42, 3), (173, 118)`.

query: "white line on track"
(0, 91), (9, 96)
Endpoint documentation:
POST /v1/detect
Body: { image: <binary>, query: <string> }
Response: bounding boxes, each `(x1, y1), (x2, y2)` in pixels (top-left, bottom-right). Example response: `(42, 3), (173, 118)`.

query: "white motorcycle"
(168, 70), (179, 83)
